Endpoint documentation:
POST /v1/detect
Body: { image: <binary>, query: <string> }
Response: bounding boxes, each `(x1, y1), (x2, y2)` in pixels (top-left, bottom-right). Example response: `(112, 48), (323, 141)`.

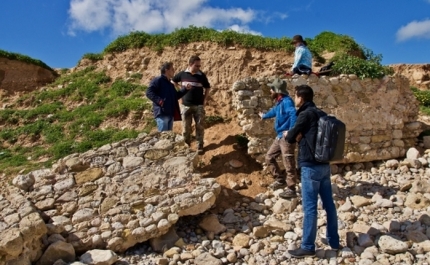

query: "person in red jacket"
(146, 62), (190, 131)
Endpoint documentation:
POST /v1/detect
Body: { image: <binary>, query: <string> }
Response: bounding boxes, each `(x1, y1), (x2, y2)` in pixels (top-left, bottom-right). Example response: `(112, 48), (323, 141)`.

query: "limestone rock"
(37, 241), (75, 265)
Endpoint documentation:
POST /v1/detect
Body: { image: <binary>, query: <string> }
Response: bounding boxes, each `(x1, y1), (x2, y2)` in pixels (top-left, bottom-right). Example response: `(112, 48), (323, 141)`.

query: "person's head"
(268, 78), (288, 99)
(291, 35), (304, 47)
(188, 55), (202, 74)
(294, 85), (314, 107)
(160, 62), (174, 79)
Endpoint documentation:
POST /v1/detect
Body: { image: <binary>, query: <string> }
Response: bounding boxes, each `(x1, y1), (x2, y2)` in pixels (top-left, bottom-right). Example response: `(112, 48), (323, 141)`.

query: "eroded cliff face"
(391, 64), (430, 90)
(0, 58), (57, 94)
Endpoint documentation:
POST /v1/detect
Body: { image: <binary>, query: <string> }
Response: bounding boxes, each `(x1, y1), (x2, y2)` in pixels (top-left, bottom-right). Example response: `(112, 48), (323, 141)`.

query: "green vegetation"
(411, 87), (430, 106)
(0, 26), (396, 175)
(103, 26), (294, 54)
(82, 52), (104, 61)
(0, 49), (56, 73)
(411, 87), (430, 115)
(0, 66), (154, 175)
(98, 26), (391, 79)
(205, 115), (224, 127)
(330, 48), (394, 79)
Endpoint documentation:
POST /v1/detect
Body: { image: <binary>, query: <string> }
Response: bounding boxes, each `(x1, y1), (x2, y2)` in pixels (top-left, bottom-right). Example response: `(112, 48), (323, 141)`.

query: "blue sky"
(1, 0), (429, 68)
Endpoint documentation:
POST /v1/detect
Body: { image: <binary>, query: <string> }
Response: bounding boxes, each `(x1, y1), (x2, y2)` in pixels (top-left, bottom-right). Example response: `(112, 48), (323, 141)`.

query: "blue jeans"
(300, 164), (339, 251)
(155, 115), (173, 132)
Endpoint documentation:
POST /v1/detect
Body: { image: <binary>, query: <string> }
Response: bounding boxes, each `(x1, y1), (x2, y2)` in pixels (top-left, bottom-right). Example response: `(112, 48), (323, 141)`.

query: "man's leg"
(155, 115), (172, 132)
(265, 139), (285, 186)
(280, 138), (296, 189)
(195, 105), (205, 151)
(319, 164), (340, 249)
(181, 105), (192, 145)
(300, 166), (320, 252)
(166, 116), (174, 131)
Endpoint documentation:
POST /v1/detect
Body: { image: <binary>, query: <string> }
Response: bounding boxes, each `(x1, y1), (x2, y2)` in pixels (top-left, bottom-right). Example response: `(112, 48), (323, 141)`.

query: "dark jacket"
(286, 101), (328, 167)
(262, 95), (297, 138)
(146, 75), (188, 120)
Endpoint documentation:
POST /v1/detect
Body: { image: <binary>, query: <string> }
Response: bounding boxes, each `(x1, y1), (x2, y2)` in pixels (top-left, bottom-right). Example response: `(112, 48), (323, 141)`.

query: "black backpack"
(310, 108), (346, 162)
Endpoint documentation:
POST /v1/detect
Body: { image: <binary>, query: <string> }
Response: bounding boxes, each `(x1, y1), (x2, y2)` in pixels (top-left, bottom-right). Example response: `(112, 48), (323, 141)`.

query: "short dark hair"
(160, 62), (173, 74)
(189, 55), (201, 65)
(295, 85), (314, 102)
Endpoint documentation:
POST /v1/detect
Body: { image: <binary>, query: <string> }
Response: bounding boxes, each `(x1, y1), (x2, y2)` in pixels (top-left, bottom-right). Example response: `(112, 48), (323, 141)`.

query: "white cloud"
(67, 0), (257, 36)
(228, 25), (261, 36)
(396, 19), (430, 41)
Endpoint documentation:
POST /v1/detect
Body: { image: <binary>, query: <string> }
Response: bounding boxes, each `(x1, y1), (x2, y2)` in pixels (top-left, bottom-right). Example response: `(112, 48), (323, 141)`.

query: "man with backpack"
(285, 85), (340, 258)
(259, 78), (298, 198)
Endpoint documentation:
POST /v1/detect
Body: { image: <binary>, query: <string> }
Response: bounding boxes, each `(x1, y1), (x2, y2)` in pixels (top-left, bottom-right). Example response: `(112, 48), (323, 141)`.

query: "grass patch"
(205, 115), (224, 127)
(0, 66), (152, 176)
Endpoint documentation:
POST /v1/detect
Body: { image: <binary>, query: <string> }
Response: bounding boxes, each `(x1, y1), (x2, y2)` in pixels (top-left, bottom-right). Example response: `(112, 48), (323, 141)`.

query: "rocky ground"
(67, 148), (430, 265)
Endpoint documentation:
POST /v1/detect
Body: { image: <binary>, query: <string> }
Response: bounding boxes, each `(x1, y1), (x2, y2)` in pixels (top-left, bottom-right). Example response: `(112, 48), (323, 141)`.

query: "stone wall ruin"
(231, 74), (422, 164)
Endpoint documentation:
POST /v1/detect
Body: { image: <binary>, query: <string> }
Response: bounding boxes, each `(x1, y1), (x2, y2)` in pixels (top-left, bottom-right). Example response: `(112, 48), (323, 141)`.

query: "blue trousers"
(300, 164), (339, 251)
(155, 115), (173, 132)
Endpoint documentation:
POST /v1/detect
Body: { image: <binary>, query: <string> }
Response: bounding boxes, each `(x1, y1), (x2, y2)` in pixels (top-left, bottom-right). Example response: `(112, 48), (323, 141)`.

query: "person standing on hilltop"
(285, 85), (340, 258)
(259, 78), (298, 199)
(172, 55), (211, 154)
(290, 35), (313, 75)
(146, 62), (191, 132)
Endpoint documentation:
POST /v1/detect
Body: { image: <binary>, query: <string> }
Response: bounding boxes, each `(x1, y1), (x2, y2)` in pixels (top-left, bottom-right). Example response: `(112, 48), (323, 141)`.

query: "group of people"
(146, 35), (339, 258)
(146, 55), (210, 154)
(261, 79), (340, 258)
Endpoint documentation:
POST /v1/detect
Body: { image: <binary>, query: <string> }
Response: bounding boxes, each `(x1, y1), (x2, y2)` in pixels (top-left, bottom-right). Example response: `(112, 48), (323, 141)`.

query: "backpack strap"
(302, 107), (320, 158)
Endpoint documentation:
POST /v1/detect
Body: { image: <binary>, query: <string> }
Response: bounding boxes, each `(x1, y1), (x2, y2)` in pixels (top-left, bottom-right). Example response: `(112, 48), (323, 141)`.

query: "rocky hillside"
(0, 57), (57, 95)
(1, 43), (430, 265)
(391, 64), (430, 90)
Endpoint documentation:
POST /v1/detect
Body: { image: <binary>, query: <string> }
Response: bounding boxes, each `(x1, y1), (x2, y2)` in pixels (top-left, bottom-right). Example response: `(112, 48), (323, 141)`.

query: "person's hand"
(258, 112), (264, 119)
(296, 133), (303, 142)
(282, 131), (288, 138)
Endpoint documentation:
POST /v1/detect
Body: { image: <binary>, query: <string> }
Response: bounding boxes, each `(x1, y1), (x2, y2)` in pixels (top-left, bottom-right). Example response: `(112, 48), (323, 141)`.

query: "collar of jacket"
(297, 101), (316, 114)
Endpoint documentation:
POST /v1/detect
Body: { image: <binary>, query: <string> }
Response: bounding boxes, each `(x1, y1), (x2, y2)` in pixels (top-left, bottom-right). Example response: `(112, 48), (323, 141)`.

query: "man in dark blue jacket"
(146, 62), (190, 131)
(259, 78), (297, 198)
(286, 85), (340, 258)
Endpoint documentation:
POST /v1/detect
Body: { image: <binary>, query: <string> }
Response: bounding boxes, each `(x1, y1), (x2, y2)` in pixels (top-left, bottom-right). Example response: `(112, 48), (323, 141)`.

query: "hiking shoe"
(321, 238), (340, 251)
(279, 188), (297, 199)
(269, 180), (287, 190)
(288, 248), (316, 258)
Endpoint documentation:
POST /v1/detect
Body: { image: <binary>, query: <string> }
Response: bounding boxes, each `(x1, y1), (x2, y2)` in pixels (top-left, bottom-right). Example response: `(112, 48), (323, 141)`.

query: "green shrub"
(308, 31), (364, 57)
(330, 52), (393, 79)
(411, 87), (430, 106)
(129, 73), (143, 80)
(110, 79), (145, 97)
(82, 53), (104, 61)
(205, 115), (224, 127)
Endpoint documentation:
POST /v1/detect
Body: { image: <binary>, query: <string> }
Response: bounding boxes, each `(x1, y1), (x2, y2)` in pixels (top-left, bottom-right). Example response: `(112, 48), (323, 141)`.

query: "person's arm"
(176, 84), (191, 99)
(146, 78), (163, 106)
(261, 106), (276, 119)
(202, 74), (211, 106)
(203, 88), (211, 106)
(171, 72), (182, 90)
(286, 111), (307, 143)
(292, 47), (304, 70)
